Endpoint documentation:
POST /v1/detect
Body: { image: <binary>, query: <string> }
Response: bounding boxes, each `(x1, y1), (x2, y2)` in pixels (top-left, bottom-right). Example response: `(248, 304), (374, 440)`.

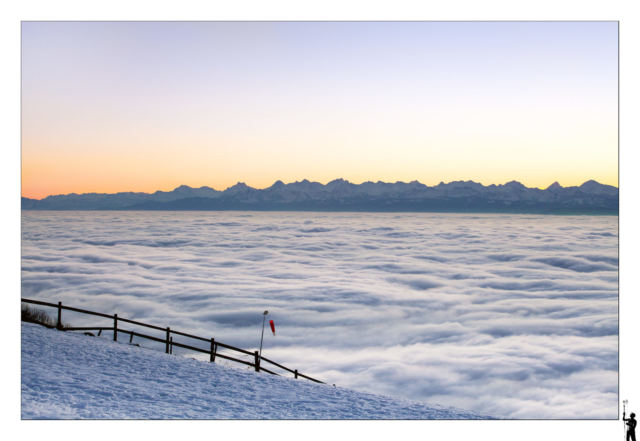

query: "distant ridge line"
(22, 179), (618, 214)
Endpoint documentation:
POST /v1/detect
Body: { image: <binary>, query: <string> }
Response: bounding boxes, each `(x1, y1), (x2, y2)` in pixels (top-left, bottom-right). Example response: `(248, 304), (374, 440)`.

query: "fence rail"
(21, 298), (324, 384)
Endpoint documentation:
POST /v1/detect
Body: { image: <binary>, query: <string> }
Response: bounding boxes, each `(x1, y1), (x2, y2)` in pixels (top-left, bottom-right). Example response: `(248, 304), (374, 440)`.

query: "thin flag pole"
(259, 310), (268, 358)
(624, 400), (628, 440)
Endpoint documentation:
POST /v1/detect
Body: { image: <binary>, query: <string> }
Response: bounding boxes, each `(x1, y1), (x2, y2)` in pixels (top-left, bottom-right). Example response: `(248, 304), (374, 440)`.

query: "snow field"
(21, 323), (498, 419)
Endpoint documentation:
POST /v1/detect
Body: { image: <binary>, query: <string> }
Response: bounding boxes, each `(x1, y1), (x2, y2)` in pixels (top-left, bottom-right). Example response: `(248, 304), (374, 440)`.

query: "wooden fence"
(21, 298), (324, 384)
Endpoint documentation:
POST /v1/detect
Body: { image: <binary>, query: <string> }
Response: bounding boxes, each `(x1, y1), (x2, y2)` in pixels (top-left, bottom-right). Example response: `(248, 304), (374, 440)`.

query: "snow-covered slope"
(21, 323), (499, 419)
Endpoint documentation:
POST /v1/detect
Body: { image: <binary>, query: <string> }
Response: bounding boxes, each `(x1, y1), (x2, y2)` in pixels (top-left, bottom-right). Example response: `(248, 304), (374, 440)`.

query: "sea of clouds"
(21, 211), (618, 418)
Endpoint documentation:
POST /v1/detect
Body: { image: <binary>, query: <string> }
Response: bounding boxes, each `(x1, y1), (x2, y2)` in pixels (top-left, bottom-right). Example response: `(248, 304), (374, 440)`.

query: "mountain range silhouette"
(21, 179), (618, 214)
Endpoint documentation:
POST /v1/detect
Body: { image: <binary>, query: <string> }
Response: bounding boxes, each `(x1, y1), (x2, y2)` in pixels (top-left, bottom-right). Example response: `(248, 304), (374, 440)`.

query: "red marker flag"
(269, 320), (276, 336)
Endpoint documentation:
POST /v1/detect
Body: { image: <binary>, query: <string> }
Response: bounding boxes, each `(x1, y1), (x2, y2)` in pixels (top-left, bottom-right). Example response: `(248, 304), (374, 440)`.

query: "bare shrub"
(21, 304), (70, 329)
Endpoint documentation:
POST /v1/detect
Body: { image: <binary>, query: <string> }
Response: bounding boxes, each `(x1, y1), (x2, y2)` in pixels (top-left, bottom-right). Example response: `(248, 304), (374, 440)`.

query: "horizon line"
(22, 178), (618, 201)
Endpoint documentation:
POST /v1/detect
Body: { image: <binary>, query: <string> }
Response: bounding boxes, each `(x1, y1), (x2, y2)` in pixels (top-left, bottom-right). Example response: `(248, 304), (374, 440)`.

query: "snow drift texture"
(21, 323), (498, 419)
(21, 212), (618, 418)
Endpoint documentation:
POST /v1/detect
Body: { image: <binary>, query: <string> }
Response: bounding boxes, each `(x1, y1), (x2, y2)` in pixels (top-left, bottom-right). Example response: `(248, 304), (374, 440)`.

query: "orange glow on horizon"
(21, 169), (619, 200)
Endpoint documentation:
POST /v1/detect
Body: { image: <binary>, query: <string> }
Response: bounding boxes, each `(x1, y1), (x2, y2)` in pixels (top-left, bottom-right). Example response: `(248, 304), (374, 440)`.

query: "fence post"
(170, 337), (173, 355)
(210, 338), (216, 362)
(57, 302), (62, 330)
(114, 314), (118, 342)
(166, 327), (171, 353)
(295, 369), (298, 379)
(129, 332), (133, 344)
(254, 351), (260, 372)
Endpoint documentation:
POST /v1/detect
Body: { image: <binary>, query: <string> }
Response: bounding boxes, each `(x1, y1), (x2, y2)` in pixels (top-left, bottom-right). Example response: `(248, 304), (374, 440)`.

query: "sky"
(21, 22), (619, 200)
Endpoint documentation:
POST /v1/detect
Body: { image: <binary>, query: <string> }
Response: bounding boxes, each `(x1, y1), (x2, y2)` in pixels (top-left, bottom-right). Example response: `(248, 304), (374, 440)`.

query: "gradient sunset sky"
(21, 21), (618, 200)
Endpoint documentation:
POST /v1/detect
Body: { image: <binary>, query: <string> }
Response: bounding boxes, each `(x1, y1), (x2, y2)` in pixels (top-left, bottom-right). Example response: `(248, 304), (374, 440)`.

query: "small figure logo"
(624, 400), (637, 441)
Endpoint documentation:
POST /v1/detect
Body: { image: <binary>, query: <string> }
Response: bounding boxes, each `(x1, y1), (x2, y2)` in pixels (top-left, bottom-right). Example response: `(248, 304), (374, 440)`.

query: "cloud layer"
(21, 212), (618, 418)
